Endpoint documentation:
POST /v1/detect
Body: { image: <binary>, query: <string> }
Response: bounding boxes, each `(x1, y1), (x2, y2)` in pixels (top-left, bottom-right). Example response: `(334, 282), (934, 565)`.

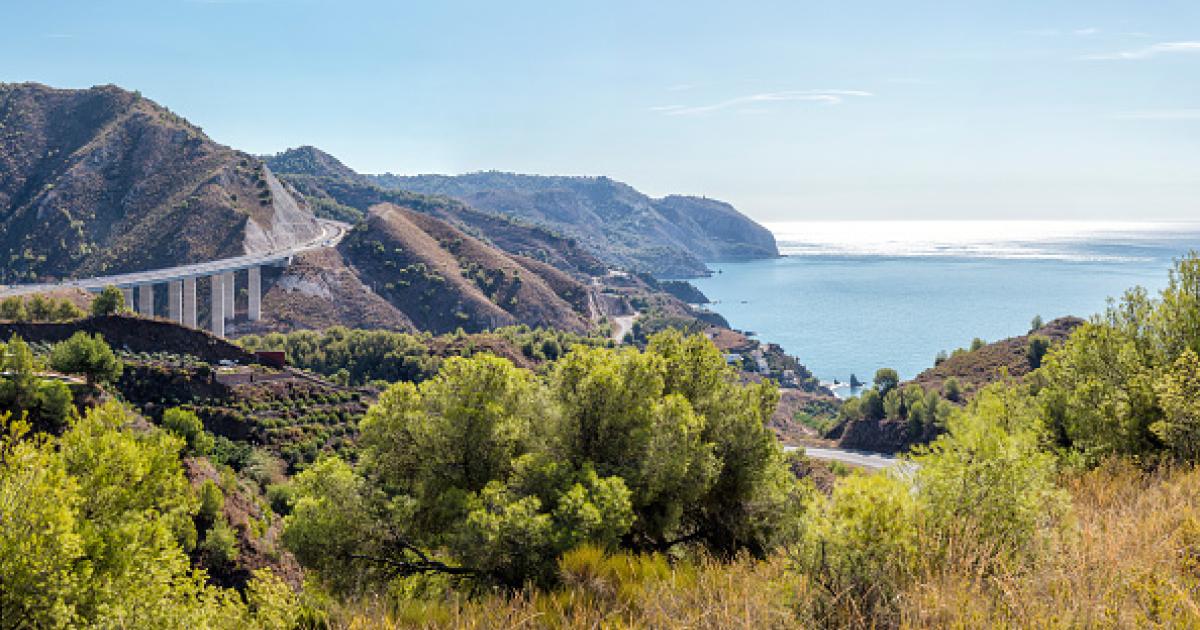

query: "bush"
(200, 518), (239, 568)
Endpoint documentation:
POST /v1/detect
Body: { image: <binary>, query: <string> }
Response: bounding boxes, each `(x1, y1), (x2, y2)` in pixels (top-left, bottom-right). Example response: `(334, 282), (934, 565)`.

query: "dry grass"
(319, 463), (1200, 629)
(901, 461), (1200, 628)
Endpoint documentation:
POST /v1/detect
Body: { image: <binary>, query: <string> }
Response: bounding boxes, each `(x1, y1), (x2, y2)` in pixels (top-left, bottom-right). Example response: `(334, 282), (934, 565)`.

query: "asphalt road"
(785, 445), (915, 472)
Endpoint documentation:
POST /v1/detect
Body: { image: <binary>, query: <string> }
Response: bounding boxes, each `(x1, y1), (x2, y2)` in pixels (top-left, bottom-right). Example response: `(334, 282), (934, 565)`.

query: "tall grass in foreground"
(903, 461), (1200, 628)
(319, 462), (1200, 629)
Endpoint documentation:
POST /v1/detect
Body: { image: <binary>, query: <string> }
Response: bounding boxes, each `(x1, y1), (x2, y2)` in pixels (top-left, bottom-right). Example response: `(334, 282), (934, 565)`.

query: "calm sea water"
(691, 221), (1200, 385)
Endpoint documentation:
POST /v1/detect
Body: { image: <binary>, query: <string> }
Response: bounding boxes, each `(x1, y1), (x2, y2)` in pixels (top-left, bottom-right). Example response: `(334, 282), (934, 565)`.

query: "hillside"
(0, 83), (323, 283)
(264, 146), (607, 277)
(337, 204), (592, 334)
(834, 316), (1085, 452)
(370, 171), (778, 277)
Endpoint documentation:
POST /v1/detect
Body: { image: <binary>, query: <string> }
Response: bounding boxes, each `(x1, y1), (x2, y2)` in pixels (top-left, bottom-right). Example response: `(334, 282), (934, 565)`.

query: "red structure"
(254, 350), (287, 369)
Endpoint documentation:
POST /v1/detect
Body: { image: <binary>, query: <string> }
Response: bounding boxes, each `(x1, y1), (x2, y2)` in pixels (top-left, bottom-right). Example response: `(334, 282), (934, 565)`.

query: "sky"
(2, 0), (1198, 221)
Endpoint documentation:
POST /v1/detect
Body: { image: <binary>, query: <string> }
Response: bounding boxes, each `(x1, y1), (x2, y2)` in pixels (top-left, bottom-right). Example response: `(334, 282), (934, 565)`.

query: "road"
(784, 445), (915, 472)
(0, 219), (350, 297)
(610, 314), (637, 342)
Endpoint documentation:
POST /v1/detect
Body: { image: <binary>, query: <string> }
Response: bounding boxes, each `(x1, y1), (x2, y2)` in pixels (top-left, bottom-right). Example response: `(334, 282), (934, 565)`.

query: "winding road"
(785, 445), (915, 472)
(0, 219), (349, 297)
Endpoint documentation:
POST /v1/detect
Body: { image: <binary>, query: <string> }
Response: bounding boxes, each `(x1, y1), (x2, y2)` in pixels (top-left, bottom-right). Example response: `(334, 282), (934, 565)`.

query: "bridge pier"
(121, 288), (134, 312)
(222, 271), (234, 320)
(138, 284), (154, 317)
(168, 280), (183, 323)
(183, 277), (197, 327)
(211, 273), (225, 338)
(248, 266), (262, 321)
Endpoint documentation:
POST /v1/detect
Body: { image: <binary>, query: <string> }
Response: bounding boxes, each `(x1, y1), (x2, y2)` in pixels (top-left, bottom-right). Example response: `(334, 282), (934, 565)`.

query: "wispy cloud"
(1083, 41), (1200, 60)
(1113, 109), (1200, 120)
(650, 89), (872, 116)
(1022, 27), (1102, 37)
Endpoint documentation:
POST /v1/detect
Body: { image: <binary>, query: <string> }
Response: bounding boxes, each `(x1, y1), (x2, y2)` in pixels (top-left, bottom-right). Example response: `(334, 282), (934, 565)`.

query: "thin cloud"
(651, 89), (872, 116)
(1074, 27), (1101, 36)
(1083, 41), (1200, 60)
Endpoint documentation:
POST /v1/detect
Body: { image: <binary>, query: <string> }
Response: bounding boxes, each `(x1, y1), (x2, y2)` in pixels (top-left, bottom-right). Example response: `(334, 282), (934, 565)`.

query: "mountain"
(370, 171), (779, 277)
(0, 83), (323, 283)
(336, 203), (591, 334)
(263, 147), (607, 277)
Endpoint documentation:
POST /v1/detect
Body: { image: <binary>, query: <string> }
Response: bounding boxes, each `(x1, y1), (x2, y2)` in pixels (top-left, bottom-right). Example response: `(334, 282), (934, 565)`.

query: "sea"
(690, 221), (1200, 394)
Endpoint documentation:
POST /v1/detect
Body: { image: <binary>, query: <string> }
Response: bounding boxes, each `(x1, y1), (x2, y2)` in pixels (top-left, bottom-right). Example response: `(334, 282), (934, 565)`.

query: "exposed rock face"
(0, 83), (321, 282)
(369, 171), (779, 278)
(241, 247), (416, 334)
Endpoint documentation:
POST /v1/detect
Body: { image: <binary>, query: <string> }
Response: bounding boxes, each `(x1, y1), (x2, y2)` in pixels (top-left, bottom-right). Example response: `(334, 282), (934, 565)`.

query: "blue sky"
(3, 0), (1198, 221)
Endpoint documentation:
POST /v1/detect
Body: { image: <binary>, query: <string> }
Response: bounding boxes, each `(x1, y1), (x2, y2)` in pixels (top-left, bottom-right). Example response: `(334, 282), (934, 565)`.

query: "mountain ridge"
(0, 82), (323, 283)
(371, 169), (779, 277)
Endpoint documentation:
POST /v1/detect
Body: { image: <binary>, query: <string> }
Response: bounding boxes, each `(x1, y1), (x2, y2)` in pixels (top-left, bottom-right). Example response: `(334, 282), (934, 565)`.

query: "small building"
(254, 350), (287, 369)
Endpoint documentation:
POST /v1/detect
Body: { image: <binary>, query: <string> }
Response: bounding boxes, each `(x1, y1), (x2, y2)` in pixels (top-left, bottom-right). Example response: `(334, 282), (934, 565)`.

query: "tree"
(285, 332), (802, 593)
(943, 377), (962, 403)
(1152, 349), (1200, 461)
(162, 407), (214, 455)
(913, 384), (1067, 563)
(0, 402), (279, 626)
(873, 368), (899, 397)
(1030, 314), (1044, 332)
(1, 334), (40, 410)
(52, 300), (84, 322)
(1036, 323), (1157, 462)
(49, 332), (122, 386)
(90, 285), (126, 317)
(860, 388), (885, 421)
(0, 335), (76, 432)
(970, 337), (987, 352)
(26, 294), (53, 321)
(1027, 335), (1051, 369)
(0, 296), (27, 322)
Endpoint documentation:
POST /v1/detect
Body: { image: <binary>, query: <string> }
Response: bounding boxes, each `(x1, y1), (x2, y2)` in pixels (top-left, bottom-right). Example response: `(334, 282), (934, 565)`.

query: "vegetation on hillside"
(5, 254), (1200, 628)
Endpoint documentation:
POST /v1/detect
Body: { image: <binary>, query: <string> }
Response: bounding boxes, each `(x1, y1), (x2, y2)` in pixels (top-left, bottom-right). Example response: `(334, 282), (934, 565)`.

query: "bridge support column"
(168, 281), (183, 323)
(211, 273), (225, 338)
(248, 266), (262, 321)
(139, 284), (154, 317)
(183, 277), (197, 328)
(223, 271), (235, 320)
(121, 288), (134, 312)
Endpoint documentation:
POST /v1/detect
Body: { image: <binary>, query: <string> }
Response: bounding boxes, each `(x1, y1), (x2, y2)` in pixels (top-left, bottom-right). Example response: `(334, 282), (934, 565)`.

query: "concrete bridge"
(0, 219), (349, 338)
